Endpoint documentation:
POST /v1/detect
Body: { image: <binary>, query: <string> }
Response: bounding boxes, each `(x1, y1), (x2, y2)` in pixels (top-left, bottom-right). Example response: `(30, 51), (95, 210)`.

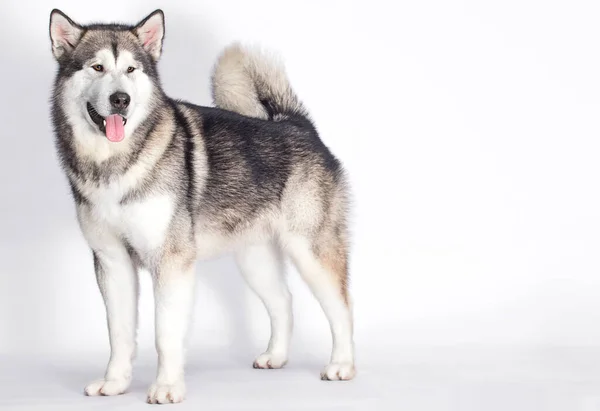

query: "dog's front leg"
(147, 255), (196, 404)
(84, 247), (138, 396)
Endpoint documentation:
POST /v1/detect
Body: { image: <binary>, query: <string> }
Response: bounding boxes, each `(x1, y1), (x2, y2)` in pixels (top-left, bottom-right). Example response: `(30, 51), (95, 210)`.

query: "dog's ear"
(133, 10), (165, 61)
(49, 9), (83, 60)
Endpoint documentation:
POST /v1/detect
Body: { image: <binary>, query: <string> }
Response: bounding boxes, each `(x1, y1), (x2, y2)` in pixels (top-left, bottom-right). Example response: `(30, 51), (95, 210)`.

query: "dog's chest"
(84, 185), (175, 254)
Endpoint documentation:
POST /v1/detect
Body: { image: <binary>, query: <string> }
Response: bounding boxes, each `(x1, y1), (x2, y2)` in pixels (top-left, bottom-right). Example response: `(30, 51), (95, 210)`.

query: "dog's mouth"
(87, 102), (127, 143)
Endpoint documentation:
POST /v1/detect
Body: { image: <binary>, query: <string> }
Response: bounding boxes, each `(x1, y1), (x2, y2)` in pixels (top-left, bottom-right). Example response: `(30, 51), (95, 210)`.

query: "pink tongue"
(105, 114), (125, 142)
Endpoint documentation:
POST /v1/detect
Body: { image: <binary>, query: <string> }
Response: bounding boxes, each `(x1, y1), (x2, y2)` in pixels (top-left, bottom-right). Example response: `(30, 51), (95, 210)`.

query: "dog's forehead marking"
(79, 30), (142, 64)
(111, 41), (119, 63)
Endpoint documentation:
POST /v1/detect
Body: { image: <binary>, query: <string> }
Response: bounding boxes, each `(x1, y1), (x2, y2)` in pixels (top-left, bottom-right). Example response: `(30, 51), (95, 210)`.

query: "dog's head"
(49, 9), (164, 142)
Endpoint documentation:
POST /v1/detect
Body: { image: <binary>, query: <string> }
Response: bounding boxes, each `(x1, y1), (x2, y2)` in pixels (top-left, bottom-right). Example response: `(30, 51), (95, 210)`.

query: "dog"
(49, 9), (355, 404)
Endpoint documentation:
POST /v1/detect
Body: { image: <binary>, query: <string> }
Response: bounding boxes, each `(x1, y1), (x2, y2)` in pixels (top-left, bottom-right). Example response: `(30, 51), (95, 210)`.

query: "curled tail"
(211, 43), (309, 122)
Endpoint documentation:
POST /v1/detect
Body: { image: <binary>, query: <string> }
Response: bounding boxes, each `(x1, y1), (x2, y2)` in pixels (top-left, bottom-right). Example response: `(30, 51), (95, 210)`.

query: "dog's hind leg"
(284, 234), (355, 380)
(235, 241), (292, 369)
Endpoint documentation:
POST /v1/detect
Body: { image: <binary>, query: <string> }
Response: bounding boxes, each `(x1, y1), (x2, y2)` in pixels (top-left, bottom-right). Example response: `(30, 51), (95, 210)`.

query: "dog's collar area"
(86, 102), (127, 131)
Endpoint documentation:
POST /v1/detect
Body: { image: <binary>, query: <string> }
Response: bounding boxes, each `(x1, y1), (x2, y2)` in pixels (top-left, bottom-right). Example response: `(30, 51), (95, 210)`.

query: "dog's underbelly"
(193, 231), (232, 260)
(192, 213), (278, 261)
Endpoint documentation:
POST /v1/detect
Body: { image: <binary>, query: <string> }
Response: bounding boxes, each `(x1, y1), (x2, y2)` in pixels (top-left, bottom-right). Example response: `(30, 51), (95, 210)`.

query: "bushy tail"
(211, 43), (309, 122)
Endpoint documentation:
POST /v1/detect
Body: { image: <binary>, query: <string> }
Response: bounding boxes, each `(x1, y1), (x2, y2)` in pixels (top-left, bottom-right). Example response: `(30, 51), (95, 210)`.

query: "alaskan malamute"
(49, 9), (355, 404)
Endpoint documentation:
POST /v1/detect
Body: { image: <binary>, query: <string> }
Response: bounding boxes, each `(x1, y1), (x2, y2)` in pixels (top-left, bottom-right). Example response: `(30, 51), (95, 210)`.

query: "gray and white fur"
(49, 9), (355, 404)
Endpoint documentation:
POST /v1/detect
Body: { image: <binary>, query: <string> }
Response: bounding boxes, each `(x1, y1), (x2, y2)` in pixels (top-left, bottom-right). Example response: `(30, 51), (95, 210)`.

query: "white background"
(1, 0), (599, 410)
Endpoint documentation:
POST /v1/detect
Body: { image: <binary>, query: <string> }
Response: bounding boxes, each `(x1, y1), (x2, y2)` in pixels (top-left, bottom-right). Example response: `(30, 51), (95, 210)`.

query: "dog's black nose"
(109, 92), (130, 110)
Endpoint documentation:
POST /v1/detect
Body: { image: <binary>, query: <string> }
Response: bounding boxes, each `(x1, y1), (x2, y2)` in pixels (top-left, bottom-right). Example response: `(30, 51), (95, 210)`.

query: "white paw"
(147, 381), (186, 404)
(84, 378), (131, 396)
(253, 352), (288, 369)
(320, 362), (356, 381)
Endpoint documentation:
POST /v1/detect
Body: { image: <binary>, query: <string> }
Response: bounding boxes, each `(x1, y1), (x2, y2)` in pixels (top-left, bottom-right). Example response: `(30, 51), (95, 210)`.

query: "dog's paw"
(252, 352), (288, 369)
(147, 381), (186, 404)
(84, 378), (131, 396)
(320, 362), (356, 381)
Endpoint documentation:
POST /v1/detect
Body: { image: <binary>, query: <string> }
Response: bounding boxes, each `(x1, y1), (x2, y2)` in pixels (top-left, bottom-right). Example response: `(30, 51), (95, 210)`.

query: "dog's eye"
(92, 64), (104, 72)
(127, 67), (135, 73)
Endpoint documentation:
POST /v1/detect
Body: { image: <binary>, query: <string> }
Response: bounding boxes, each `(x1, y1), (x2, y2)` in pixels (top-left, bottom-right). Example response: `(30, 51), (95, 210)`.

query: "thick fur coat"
(49, 9), (355, 404)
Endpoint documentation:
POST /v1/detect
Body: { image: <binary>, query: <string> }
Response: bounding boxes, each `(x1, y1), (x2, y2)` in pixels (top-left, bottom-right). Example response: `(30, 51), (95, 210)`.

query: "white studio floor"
(1, 345), (599, 411)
